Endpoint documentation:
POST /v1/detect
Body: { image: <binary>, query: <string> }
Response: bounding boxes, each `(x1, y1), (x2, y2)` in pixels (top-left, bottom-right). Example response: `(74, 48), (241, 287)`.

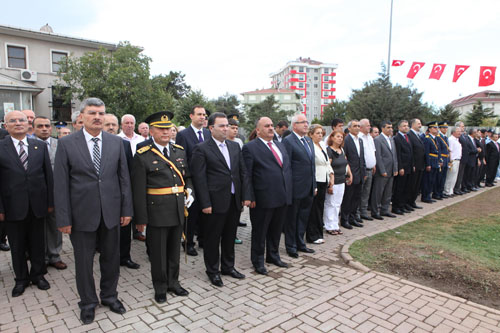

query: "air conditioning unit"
(20, 70), (37, 82)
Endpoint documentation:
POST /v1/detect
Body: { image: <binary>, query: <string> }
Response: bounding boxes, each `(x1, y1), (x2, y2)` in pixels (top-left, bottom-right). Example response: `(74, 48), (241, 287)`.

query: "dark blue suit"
(175, 126), (212, 248)
(242, 138), (292, 268)
(434, 133), (450, 197)
(421, 134), (440, 201)
(282, 133), (316, 254)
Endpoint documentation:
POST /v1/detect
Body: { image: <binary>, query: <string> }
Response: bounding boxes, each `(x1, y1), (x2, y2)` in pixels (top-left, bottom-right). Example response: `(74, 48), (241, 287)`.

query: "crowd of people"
(0, 98), (499, 325)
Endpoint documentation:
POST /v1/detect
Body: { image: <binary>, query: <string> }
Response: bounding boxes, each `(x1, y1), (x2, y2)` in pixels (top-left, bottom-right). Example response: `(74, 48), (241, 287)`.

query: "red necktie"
(268, 142), (283, 167)
(404, 134), (409, 143)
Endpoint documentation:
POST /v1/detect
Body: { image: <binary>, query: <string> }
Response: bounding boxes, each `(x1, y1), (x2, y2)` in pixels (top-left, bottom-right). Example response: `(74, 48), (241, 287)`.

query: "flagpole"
(387, 0), (394, 78)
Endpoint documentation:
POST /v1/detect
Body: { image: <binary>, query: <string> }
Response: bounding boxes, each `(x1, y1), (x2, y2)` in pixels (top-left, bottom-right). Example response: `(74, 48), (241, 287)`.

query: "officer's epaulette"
(172, 143), (184, 150)
(425, 135), (430, 138)
(137, 145), (151, 154)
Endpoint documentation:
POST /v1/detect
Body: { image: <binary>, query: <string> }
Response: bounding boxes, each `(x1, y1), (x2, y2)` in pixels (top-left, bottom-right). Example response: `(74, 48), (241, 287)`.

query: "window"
(52, 87), (72, 121)
(306, 68), (310, 73)
(52, 51), (68, 73)
(314, 69), (319, 73)
(314, 76), (318, 80)
(324, 68), (329, 74)
(7, 45), (26, 69)
(324, 91), (329, 96)
(306, 83), (310, 88)
(299, 67), (304, 72)
(299, 75), (304, 80)
(314, 84), (318, 88)
(324, 84), (329, 89)
(249, 95), (256, 101)
(299, 83), (304, 88)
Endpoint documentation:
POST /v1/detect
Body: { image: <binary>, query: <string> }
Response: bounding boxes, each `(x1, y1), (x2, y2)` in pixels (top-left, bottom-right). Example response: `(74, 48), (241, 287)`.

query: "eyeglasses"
(7, 118), (28, 123)
(295, 121), (309, 124)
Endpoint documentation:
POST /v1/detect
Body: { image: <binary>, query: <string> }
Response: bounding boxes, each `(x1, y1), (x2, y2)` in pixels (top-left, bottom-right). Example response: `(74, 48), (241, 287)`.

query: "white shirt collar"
(259, 137), (273, 145)
(382, 133), (390, 140)
(83, 127), (102, 142)
(152, 138), (168, 152)
(293, 131), (304, 140)
(191, 123), (203, 133)
(11, 136), (28, 147)
(213, 137), (226, 146)
(349, 133), (358, 140)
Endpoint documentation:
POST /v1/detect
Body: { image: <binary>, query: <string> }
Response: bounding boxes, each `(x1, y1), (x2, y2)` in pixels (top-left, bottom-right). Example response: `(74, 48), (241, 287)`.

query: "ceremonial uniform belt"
(429, 153), (438, 157)
(147, 186), (184, 195)
(440, 154), (449, 157)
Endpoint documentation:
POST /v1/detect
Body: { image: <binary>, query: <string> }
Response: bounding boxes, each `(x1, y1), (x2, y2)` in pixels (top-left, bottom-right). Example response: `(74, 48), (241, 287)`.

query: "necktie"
(163, 147), (169, 158)
(91, 137), (101, 174)
(197, 130), (204, 143)
(267, 142), (282, 167)
(496, 142), (499, 152)
(219, 143), (235, 194)
(18, 141), (28, 171)
(301, 137), (312, 159)
(404, 134), (409, 143)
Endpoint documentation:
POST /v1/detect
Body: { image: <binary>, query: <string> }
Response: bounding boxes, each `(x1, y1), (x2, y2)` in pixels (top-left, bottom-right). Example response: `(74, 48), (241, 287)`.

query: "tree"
(212, 93), (240, 115)
(465, 101), (495, 126)
(437, 104), (461, 125)
(347, 65), (435, 128)
(55, 41), (157, 121)
(321, 100), (349, 126)
(151, 71), (191, 100)
(242, 95), (294, 133)
(176, 90), (216, 126)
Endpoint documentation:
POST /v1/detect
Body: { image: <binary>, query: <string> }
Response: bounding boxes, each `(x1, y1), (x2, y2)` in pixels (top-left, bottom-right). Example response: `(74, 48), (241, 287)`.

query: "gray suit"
(38, 137), (62, 264)
(54, 129), (133, 310)
(371, 135), (398, 215)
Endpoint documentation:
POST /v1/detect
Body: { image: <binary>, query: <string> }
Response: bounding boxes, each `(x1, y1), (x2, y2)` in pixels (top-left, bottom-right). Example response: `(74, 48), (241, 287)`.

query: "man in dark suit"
(273, 120), (289, 142)
(485, 132), (500, 186)
(175, 105), (212, 256)
(103, 114), (140, 270)
(282, 114), (316, 257)
(191, 112), (250, 287)
(454, 122), (469, 194)
(341, 120), (365, 228)
(475, 130), (487, 187)
(242, 117), (292, 275)
(392, 120), (414, 214)
(462, 128), (479, 192)
(0, 127), (10, 251)
(0, 110), (53, 297)
(407, 119), (425, 209)
(371, 121), (398, 218)
(434, 121), (451, 199)
(54, 98), (133, 324)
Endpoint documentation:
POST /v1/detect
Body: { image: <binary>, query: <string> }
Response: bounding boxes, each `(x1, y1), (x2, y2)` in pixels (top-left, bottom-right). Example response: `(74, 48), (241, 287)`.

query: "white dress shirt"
(153, 138), (169, 156)
(349, 133), (360, 156)
(448, 135), (462, 160)
(359, 132), (376, 169)
(381, 133), (392, 150)
(11, 136), (29, 156)
(191, 124), (205, 142)
(83, 128), (102, 164)
(118, 131), (145, 155)
(259, 137), (283, 162)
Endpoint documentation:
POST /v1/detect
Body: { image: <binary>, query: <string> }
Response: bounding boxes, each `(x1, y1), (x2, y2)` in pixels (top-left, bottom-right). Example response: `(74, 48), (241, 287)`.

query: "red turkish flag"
(479, 66), (496, 86)
(407, 62), (425, 79)
(429, 63), (446, 80)
(392, 60), (404, 66)
(452, 65), (469, 82)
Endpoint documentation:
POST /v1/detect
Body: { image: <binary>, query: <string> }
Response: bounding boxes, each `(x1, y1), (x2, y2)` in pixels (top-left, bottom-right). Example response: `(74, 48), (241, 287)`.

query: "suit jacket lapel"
(27, 139), (40, 173)
(100, 132), (109, 175)
(292, 133), (311, 159)
(76, 130), (96, 174)
(4, 136), (24, 170)
(208, 138), (229, 170)
(257, 139), (282, 168)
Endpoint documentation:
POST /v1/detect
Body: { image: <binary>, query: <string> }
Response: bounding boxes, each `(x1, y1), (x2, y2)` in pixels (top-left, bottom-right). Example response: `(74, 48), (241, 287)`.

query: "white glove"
(185, 188), (194, 208)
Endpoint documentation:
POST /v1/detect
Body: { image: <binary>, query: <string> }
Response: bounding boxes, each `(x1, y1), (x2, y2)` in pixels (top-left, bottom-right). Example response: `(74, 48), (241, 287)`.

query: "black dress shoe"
(360, 214), (373, 221)
(404, 205), (415, 211)
(237, 221), (247, 227)
(266, 259), (288, 268)
(222, 269), (245, 279)
(462, 189), (470, 193)
(33, 277), (50, 290)
(80, 307), (95, 325)
(0, 242), (10, 251)
(392, 209), (404, 215)
(432, 195), (443, 200)
(470, 188), (478, 191)
(341, 222), (353, 229)
(371, 214), (384, 220)
(287, 251), (299, 258)
(442, 194), (450, 198)
(102, 300), (126, 314)
(186, 246), (198, 256)
(401, 208), (412, 213)
(410, 203), (423, 209)
(120, 259), (140, 269)
(167, 286), (189, 296)
(354, 216), (363, 223)
(298, 247), (315, 253)
(154, 293), (167, 303)
(12, 281), (29, 297)
(485, 183), (494, 187)
(453, 191), (463, 195)
(381, 212), (396, 218)
(254, 266), (268, 275)
(422, 199), (434, 203)
(350, 220), (364, 227)
(208, 274), (223, 287)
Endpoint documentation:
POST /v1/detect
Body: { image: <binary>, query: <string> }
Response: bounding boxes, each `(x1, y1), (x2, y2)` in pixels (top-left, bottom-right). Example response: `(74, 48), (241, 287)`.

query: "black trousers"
(5, 209), (46, 284)
(70, 220), (120, 310)
(477, 161), (486, 185)
(285, 194), (313, 253)
(454, 160), (466, 192)
(393, 173), (411, 209)
(408, 169), (423, 204)
(203, 196), (239, 275)
(0, 224), (7, 243)
(421, 168), (438, 200)
(146, 224), (182, 294)
(186, 199), (204, 247)
(120, 220), (132, 263)
(250, 205), (287, 269)
(486, 160), (499, 184)
(306, 182), (327, 242)
(462, 164), (476, 190)
(340, 182), (362, 223)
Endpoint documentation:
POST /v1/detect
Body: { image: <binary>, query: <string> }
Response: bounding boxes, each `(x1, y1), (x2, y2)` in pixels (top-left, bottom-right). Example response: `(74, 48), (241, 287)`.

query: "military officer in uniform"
(131, 111), (194, 304)
(434, 121), (450, 199)
(421, 121), (442, 203)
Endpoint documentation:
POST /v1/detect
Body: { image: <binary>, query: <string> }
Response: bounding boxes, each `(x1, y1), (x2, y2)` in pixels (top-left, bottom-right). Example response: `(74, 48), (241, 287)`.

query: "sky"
(2, 0), (500, 109)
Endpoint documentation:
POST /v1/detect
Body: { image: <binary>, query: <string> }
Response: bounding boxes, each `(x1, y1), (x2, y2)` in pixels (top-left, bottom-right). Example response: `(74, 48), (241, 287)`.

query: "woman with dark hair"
(324, 130), (352, 235)
(306, 125), (333, 244)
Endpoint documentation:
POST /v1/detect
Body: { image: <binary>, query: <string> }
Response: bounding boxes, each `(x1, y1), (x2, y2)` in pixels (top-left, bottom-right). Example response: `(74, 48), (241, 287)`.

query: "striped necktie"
(91, 137), (101, 173)
(18, 141), (28, 171)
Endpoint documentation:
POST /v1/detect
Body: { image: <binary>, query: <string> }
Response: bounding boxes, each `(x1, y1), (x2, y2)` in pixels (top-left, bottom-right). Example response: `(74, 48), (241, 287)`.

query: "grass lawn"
(350, 186), (500, 309)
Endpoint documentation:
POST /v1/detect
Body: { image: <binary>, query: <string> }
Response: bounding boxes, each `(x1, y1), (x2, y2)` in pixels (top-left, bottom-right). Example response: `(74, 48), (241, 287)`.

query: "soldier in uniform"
(421, 121), (442, 203)
(131, 111), (194, 304)
(434, 121), (450, 199)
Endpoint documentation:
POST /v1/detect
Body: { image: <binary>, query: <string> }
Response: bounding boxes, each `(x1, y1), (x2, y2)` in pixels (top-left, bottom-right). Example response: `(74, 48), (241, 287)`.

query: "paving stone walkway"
(0, 187), (499, 332)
